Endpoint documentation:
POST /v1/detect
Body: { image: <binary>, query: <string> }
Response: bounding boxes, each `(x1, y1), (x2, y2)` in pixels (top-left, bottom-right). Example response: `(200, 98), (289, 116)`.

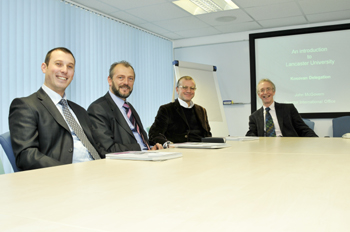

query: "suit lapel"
(275, 102), (283, 132)
(257, 107), (265, 135)
(194, 105), (206, 129)
(128, 103), (148, 142)
(37, 88), (70, 132)
(104, 93), (134, 137)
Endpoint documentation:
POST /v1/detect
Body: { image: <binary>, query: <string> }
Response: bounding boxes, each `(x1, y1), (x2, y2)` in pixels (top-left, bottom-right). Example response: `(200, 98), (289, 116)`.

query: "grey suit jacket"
(246, 102), (318, 137)
(87, 92), (149, 154)
(9, 88), (101, 170)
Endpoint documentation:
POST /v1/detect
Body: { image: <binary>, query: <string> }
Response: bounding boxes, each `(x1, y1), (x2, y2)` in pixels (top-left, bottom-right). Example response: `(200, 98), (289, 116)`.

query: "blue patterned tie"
(265, 107), (276, 137)
(59, 99), (101, 160)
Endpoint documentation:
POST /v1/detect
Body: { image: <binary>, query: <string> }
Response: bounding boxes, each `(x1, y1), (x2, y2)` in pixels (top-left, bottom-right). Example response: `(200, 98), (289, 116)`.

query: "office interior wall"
(174, 19), (350, 137)
(0, 0), (173, 169)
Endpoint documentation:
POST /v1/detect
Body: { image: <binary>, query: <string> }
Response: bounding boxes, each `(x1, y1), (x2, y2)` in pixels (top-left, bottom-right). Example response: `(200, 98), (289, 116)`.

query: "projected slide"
(250, 24), (350, 118)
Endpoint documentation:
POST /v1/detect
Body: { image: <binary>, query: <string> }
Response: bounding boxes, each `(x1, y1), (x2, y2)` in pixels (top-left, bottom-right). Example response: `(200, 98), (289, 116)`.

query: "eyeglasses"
(178, 86), (196, 91)
(259, 87), (273, 93)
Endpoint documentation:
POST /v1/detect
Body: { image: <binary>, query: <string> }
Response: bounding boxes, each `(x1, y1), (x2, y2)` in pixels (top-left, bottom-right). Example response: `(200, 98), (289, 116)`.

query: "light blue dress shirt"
(108, 90), (147, 150)
(42, 84), (93, 163)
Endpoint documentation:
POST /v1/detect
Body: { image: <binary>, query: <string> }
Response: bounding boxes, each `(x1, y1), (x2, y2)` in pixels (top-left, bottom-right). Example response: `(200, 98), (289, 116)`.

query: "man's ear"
(41, 63), (47, 74)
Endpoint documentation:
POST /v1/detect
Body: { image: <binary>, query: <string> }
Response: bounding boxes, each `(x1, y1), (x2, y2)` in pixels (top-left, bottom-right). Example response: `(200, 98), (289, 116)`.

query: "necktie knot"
(266, 107), (271, 112)
(59, 99), (68, 107)
(123, 102), (129, 109)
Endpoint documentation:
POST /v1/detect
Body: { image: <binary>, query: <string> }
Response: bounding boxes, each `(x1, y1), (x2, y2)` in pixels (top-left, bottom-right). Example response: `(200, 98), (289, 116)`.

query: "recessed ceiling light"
(173, 0), (239, 15)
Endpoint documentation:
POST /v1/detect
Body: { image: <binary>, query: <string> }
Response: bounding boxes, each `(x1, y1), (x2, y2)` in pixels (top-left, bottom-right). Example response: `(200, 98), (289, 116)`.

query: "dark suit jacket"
(149, 99), (212, 144)
(9, 88), (102, 171)
(87, 92), (149, 154)
(245, 102), (318, 137)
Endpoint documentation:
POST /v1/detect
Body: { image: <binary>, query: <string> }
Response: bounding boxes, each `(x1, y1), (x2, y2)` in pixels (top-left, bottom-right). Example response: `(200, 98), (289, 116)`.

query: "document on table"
(106, 151), (182, 161)
(172, 142), (231, 149)
(226, 136), (259, 141)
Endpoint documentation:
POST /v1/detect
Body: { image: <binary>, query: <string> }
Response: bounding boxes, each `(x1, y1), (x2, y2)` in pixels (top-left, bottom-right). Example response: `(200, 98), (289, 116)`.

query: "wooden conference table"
(1, 137), (350, 231)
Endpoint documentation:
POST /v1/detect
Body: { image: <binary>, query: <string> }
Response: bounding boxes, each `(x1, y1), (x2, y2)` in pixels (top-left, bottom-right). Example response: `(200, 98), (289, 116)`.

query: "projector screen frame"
(249, 23), (350, 119)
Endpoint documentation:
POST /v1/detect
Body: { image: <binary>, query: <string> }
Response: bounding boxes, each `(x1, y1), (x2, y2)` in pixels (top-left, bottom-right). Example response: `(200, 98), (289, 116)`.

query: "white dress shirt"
(262, 101), (282, 137)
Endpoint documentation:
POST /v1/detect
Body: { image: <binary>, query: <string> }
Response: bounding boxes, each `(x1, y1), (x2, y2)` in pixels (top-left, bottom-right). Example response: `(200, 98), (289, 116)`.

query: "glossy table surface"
(1, 137), (350, 231)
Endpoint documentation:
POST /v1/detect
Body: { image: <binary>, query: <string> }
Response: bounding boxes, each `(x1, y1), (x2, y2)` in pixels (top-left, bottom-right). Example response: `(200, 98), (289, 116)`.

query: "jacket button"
(185, 135), (188, 138)
(68, 148), (73, 153)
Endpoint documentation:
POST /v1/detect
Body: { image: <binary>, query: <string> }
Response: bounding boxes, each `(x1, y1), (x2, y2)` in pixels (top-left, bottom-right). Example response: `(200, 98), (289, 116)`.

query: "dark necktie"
(123, 102), (150, 150)
(59, 99), (101, 160)
(265, 107), (276, 137)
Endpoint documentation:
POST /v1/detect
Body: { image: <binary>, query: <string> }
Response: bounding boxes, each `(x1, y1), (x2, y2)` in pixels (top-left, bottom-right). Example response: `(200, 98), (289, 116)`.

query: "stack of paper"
(106, 151), (182, 161)
(172, 142), (231, 149)
(226, 136), (259, 141)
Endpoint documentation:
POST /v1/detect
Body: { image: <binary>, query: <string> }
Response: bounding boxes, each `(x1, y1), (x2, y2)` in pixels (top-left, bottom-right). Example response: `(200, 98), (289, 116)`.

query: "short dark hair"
(109, 61), (135, 79)
(44, 47), (75, 66)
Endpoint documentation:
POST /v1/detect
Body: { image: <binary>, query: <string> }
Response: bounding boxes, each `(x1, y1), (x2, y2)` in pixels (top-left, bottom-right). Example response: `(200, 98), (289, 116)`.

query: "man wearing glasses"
(149, 76), (212, 146)
(246, 78), (318, 137)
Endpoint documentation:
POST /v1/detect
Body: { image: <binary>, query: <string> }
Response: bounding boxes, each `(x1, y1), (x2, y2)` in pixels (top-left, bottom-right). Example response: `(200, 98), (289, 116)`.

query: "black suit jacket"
(87, 92), (149, 154)
(148, 99), (212, 144)
(9, 88), (102, 170)
(245, 102), (318, 137)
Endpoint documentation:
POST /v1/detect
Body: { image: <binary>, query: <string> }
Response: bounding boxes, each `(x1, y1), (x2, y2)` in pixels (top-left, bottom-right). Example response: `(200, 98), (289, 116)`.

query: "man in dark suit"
(246, 78), (318, 137)
(149, 76), (212, 146)
(87, 61), (163, 154)
(9, 47), (102, 171)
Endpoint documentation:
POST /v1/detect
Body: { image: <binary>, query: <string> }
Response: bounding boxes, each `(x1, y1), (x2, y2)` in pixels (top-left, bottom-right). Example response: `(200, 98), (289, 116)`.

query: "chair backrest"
(302, 118), (315, 130)
(333, 116), (350, 137)
(0, 132), (19, 172)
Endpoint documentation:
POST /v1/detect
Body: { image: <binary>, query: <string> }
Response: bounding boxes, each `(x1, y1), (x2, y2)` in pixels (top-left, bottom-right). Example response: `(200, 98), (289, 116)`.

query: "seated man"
(246, 78), (318, 137)
(87, 61), (163, 154)
(149, 76), (211, 146)
(9, 47), (102, 170)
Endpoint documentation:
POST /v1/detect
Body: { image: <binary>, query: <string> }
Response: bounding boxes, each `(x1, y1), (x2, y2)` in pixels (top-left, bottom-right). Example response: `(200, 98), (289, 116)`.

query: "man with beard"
(87, 61), (163, 154)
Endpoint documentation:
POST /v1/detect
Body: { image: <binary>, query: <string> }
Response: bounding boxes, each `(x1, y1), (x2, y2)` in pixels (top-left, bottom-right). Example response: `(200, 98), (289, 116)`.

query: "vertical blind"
(0, 0), (173, 172)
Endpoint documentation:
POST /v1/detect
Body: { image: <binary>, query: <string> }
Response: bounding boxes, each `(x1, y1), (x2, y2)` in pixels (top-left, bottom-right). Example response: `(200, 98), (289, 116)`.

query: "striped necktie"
(265, 107), (276, 137)
(123, 102), (150, 150)
(59, 99), (101, 160)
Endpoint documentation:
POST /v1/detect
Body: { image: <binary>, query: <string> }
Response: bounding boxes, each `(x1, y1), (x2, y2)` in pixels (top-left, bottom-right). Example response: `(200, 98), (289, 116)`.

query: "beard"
(111, 81), (133, 99)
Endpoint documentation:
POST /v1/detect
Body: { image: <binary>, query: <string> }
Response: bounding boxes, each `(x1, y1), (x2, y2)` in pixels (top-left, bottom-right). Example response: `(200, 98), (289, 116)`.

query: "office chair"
(302, 118), (315, 130)
(332, 116), (350, 137)
(0, 132), (19, 172)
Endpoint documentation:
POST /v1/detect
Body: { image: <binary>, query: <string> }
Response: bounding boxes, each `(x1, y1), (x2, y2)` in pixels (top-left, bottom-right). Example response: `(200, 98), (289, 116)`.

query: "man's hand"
(151, 143), (163, 150)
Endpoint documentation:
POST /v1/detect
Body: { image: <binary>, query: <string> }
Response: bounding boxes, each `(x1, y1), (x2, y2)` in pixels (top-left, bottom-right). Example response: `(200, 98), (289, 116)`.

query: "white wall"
(173, 19), (350, 137)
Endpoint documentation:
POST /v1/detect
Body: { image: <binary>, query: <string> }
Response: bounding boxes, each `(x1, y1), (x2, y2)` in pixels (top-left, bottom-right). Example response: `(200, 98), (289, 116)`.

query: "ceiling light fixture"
(173, 0), (239, 15)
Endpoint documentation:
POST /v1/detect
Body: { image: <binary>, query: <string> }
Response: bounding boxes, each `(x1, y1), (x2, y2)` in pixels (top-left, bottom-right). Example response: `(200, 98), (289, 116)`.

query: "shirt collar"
(109, 90), (126, 110)
(42, 84), (67, 105)
(178, 98), (194, 109)
(263, 101), (275, 111)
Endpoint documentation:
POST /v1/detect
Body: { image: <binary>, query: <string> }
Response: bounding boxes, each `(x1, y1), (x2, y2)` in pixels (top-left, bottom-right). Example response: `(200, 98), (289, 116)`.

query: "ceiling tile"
(233, 0), (293, 8)
(70, 0), (120, 13)
(215, 21), (262, 33)
(138, 23), (171, 34)
(108, 11), (147, 25)
(245, 2), (303, 20)
(299, 0), (350, 14)
(153, 16), (209, 32)
(125, 2), (190, 22)
(98, 0), (168, 10)
(259, 16), (307, 28)
(175, 27), (221, 38)
(195, 9), (253, 26)
(306, 10), (350, 23)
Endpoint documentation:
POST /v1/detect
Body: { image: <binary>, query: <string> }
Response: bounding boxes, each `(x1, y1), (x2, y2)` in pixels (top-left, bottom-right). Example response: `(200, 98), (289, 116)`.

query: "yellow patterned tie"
(265, 107), (276, 137)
